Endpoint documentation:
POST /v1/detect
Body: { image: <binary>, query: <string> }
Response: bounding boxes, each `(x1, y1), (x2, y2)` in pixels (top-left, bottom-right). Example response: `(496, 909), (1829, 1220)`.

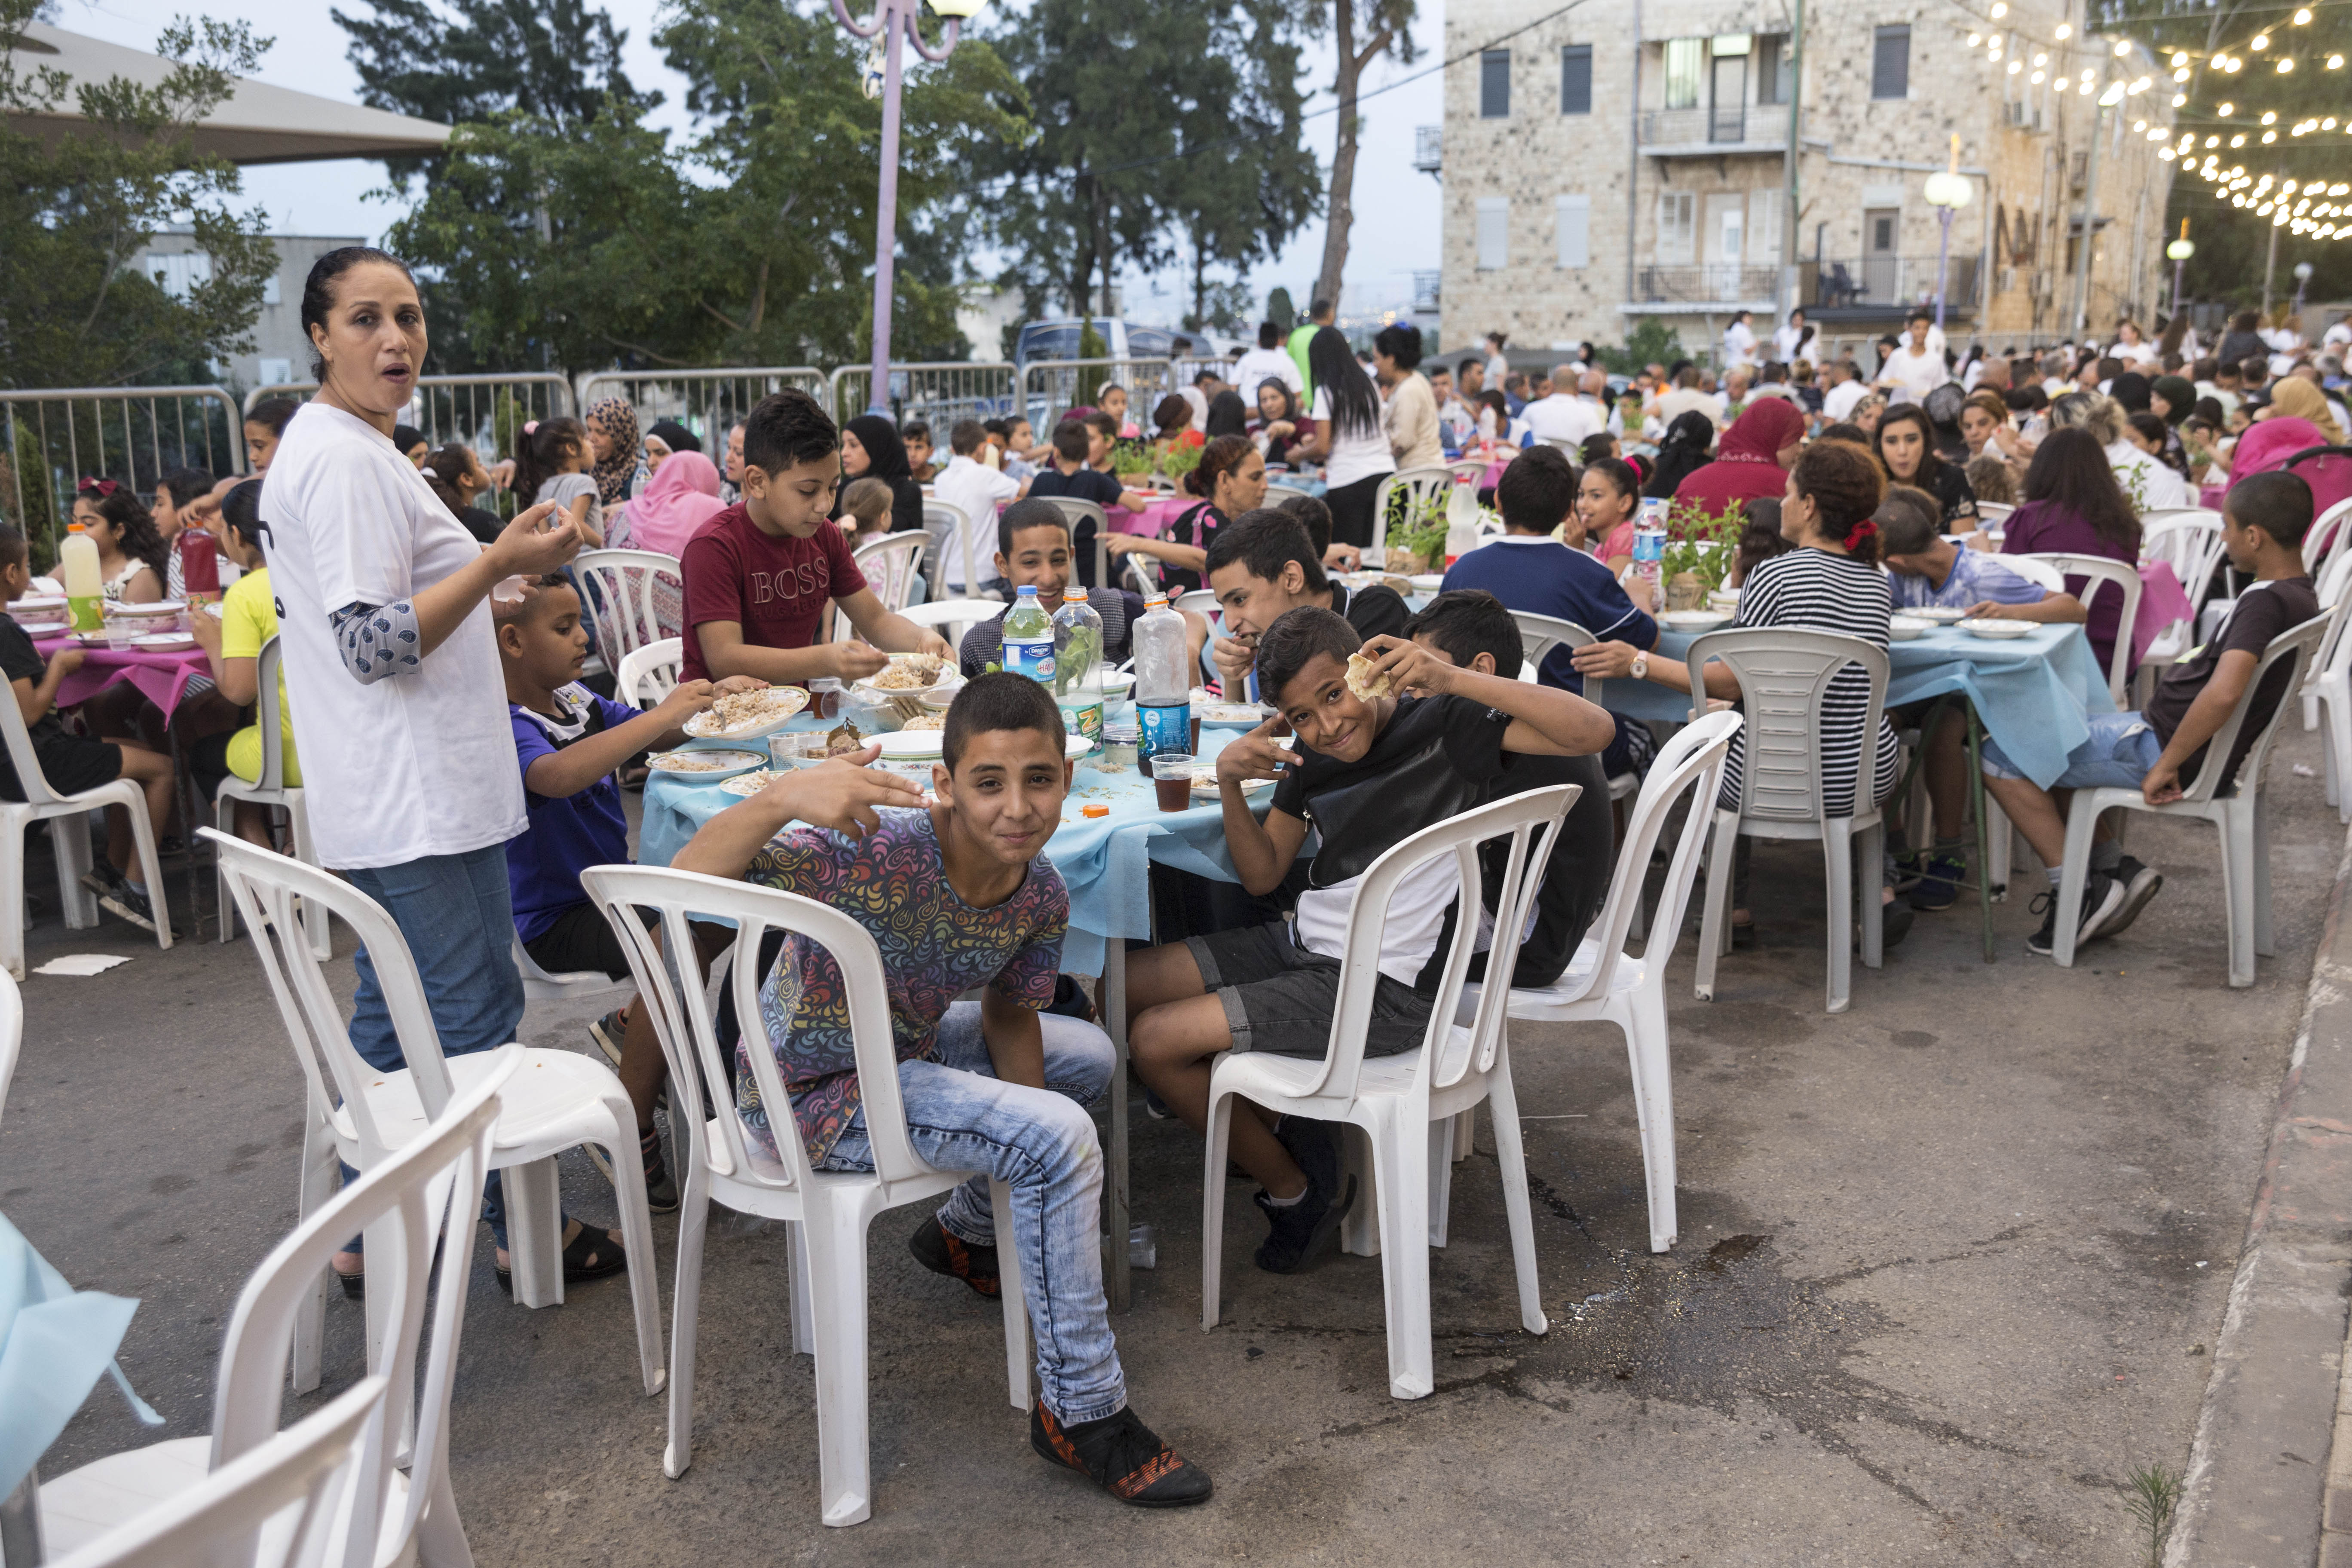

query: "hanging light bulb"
(1968, 32), (1982, 46)
(2278, 56), (2294, 71)
(2263, 128), (2278, 141)
(2034, 51), (2048, 65)
(2174, 92), (2188, 104)
(2331, 53), (2347, 68)
(2294, 6), (2313, 21)
(2173, 67), (2190, 81)
(1990, 2), (2006, 15)
(2262, 109), (2277, 122)
(2251, 32), (2269, 48)
(2009, 59), (2024, 74)
(2217, 101), (2233, 114)
(2055, 23), (2071, 39)
(2030, 68), (2046, 82)
(2113, 38), (2131, 55)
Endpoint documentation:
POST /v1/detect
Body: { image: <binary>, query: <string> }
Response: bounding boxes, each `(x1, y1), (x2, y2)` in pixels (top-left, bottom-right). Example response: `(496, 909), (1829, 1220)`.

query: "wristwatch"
(1629, 653), (1650, 681)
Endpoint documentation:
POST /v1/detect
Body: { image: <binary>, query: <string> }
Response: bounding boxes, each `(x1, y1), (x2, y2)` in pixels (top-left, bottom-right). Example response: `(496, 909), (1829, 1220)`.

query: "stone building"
(1431, 0), (2179, 363)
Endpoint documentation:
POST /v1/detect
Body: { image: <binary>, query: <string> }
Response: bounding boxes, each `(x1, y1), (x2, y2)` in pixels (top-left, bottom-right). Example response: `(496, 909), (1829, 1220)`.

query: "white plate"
(682, 685), (811, 740)
(129, 632), (195, 651)
(1888, 617), (1931, 641)
(1904, 606), (1967, 625)
(877, 731), (944, 760)
(718, 770), (780, 796)
(1958, 617), (2035, 640)
(648, 748), (766, 781)
(1660, 610), (1731, 632)
(1409, 574), (1446, 593)
(204, 602), (224, 619)
(1198, 703), (1268, 726)
(14, 595), (63, 611)
(103, 600), (184, 618)
(1190, 769), (1275, 796)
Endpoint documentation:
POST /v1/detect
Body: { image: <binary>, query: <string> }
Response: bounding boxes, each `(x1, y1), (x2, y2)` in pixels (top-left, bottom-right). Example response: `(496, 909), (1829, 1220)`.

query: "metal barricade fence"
(1019, 359), (1177, 430)
(826, 362), (1017, 433)
(0, 386), (245, 562)
(244, 373), (573, 467)
(574, 368), (827, 454)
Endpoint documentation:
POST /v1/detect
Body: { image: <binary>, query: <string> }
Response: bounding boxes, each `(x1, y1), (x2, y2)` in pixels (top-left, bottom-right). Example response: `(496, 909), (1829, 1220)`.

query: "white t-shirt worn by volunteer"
(260, 401), (527, 870)
(1311, 386), (1398, 490)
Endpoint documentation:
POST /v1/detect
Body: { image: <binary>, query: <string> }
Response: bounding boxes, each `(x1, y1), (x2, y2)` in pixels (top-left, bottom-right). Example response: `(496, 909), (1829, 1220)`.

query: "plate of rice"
(860, 652), (948, 692)
(683, 685), (810, 740)
(649, 748), (766, 782)
(718, 770), (780, 796)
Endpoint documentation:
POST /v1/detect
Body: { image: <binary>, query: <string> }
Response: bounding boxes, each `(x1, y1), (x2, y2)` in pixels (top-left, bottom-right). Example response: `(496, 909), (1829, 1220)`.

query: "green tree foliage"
(979, 0), (1319, 328)
(1266, 286), (1297, 332)
(1597, 319), (1686, 375)
(0, 0), (276, 390)
(355, 0), (1024, 374)
(2091, 0), (2352, 311)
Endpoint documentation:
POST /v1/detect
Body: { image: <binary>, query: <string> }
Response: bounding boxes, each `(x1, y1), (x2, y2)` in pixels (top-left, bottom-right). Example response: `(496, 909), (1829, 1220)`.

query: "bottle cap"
(1063, 584), (1086, 602)
(1016, 584), (1037, 596)
(1082, 804), (1110, 818)
(1144, 594), (1167, 609)
(66, 523), (84, 533)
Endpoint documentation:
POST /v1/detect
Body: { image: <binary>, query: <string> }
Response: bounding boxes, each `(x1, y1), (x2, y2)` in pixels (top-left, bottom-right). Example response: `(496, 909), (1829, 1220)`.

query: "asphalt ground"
(8, 721), (2348, 1565)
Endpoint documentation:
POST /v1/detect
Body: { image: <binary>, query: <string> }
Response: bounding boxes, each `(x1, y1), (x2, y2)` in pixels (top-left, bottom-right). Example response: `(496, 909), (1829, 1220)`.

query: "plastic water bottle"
(59, 524), (101, 633)
(1001, 585), (1055, 686)
(1444, 476), (1481, 567)
(1631, 498), (1669, 612)
(1052, 584), (1105, 752)
(1132, 593), (1191, 761)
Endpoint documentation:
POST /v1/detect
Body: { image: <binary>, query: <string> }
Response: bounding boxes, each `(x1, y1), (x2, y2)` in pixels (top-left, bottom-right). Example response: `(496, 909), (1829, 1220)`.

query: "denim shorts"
(1185, 922), (1435, 1060)
(1980, 709), (2163, 787)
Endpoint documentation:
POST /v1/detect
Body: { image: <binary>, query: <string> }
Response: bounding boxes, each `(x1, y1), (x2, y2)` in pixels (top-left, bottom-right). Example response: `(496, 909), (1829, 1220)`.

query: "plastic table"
(638, 714), (1271, 1311)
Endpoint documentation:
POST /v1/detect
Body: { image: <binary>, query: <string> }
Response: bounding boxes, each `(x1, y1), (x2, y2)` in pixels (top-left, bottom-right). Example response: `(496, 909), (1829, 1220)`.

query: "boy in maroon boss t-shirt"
(680, 391), (952, 683)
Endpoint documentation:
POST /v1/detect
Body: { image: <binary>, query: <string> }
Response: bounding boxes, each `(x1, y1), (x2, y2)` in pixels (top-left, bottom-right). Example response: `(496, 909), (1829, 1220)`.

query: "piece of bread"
(1345, 651), (1394, 701)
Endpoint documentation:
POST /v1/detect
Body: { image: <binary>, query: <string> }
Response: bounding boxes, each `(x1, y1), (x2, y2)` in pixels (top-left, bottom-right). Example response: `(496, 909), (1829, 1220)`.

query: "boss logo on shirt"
(747, 565), (825, 604)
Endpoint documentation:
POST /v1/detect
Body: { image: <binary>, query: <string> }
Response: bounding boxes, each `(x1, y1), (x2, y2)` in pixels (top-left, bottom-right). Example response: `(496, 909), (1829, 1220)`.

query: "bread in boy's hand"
(1344, 651), (1394, 701)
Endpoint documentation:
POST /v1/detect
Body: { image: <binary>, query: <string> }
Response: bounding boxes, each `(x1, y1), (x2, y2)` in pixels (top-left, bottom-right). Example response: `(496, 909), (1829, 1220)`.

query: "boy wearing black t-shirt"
(1126, 606), (1614, 1272)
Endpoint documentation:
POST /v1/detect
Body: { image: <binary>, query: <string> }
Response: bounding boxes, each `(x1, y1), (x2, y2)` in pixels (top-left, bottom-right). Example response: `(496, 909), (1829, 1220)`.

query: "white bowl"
(1409, 574), (1445, 594)
(129, 632), (195, 652)
(877, 730), (945, 760)
(648, 747), (767, 783)
(1958, 617), (2035, 640)
(1198, 702), (1268, 727)
(1905, 606), (1967, 625)
(1660, 610), (1731, 632)
(1888, 617), (1932, 641)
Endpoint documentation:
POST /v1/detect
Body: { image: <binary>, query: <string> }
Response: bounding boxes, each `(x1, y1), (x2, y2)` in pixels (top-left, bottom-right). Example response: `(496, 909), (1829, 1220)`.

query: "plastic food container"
(1099, 721), (1140, 775)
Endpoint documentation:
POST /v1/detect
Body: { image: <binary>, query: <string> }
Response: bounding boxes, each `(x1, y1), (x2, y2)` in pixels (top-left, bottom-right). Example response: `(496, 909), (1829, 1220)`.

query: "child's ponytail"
(511, 415), (588, 506)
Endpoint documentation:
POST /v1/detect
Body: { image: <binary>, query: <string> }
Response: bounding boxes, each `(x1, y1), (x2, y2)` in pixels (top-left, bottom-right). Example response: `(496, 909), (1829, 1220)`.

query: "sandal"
(493, 1223), (628, 1295)
(332, 1262), (364, 1300)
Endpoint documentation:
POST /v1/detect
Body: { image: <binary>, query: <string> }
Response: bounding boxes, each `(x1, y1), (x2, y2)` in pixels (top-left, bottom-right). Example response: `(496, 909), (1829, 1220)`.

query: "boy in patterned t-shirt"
(674, 673), (1210, 1508)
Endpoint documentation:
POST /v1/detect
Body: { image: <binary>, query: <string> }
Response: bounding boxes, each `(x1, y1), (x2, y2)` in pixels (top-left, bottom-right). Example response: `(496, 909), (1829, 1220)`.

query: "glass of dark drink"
(1150, 752), (1194, 812)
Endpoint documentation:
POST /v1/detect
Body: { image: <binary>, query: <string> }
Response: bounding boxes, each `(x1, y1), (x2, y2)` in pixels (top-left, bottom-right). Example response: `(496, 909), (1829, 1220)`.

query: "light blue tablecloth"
(1601, 624), (2112, 790)
(637, 718), (1267, 977)
(0, 1212), (160, 1498)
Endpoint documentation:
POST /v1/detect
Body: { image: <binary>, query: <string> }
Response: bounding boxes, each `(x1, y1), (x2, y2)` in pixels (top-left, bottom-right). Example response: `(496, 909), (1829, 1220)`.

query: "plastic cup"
(1151, 752), (1194, 812)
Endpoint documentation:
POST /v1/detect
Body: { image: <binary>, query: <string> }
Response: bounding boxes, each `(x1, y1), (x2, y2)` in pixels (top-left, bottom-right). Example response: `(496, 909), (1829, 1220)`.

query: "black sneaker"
(589, 1010), (626, 1069)
(1253, 1167), (1356, 1274)
(1906, 854), (1967, 912)
(2096, 856), (2165, 940)
(1275, 1115), (1341, 1197)
(1031, 1403), (1212, 1507)
(98, 880), (177, 938)
(2025, 873), (2124, 957)
(908, 1213), (999, 1298)
(80, 862), (125, 900)
(640, 1127), (679, 1214)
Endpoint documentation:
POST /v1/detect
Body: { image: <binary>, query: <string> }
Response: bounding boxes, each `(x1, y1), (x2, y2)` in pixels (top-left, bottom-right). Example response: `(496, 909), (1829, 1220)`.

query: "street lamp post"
(1923, 135), (1973, 333)
(2294, 260), (2315, 322)
(2166, 221), (2195, 318)
(830, 0), (986, 416)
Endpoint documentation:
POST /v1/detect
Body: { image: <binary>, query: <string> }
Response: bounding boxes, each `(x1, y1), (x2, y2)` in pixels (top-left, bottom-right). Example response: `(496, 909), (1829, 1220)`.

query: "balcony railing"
(1806, 255), (1981, 312)
(1635, 264), (1780, 304)
(1411, 270), (1441, 312)
(1413, 125), (1441, 173)
(1639, 107), (1781, 147)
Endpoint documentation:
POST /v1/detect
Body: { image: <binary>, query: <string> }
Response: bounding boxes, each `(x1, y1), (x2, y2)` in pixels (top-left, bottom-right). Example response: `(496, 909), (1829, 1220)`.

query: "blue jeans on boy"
(812, 1001), (1125, 1424)
(344, 843), (527, 1247)
(1979, 710), (2163, 789)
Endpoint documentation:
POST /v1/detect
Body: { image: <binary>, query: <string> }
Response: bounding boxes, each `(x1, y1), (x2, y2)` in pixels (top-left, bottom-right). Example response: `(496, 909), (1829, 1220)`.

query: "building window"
(1656, 191), (1696, 263)
(1476, 197), (1510, 270)
(138, 251), (212, 300)
(1756, 35), (1787, 104)
(261, 275), (280, 306)
(257, 358), (292, 386)
(1556, 194), (1591, 268)
(1560, 45), (1592, 114)
(1747, 190), (1783, 262)
(1481, 50), (1510, 118)
(1872, 25), (1910, 99)
(1664, 38), (1703, 110)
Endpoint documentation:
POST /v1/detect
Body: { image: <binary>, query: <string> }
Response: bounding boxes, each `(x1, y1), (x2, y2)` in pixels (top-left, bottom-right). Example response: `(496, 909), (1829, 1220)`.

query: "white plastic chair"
(922, 501), (971, 595)
(511, 929), (626, 1004)
(1370, 466), (1455, 553)
(2018, 552), (2144, 706)
(2000, 556), (2065, 594)
(1200, 784), (1580, 1400)
(899, 598), (1000, 672)
(2302, 497), (2352, 578)
(1973, 502), (2015, 528)
(1505, 610), (1638, 803)
(573, 548), (683, 673)
(214, 636), (329, 961)
(1457, 711), (1740, 1254)
(1687, 629), (1891, 1014)
(2303, 553), (2352, 819)
(1037, 497), (1112, 589)
(2138, 513), (2230, 686)
(46, 1378), (385, 1568)
(834, 530), (932, 645)
(1445, 458), (1489, 486)
(1123, 549), (1163, 597)
(2049, 612), (2328, 985)
(1175, 589), (1219, 619)
(205, 830), (665, 1383)
(615, 637), (683, 708)
(39, 1050), (513, 1568)
(0, 680), (170, 980)
(0, 969), (17, 1125)
(576, 866), (1033, 1526)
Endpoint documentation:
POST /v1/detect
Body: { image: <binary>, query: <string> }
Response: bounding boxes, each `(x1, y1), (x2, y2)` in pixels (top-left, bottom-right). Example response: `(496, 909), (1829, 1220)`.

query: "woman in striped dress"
(1570, 439), (1904, 941)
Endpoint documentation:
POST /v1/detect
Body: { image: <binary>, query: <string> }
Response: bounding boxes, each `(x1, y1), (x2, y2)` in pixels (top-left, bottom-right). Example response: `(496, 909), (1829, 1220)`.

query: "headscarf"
(2227, 416), (2325, 482)
(2264, 378), (2346, 445)
(585, 397), (646, 505)
(645, 419), (700, 456)
(2151, 375), (2197, 426)
(1204, 389), (1250, 440)
(1671, 399), (1806, 520)
(1641, 411), (1717, 499)
(621, 450), (726, 557)
(842, 414), (914, 486)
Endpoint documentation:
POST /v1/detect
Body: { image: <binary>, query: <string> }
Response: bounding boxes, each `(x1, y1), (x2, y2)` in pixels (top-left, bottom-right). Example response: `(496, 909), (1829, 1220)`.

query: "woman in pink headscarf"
(608, 449), (726, 643)
(1671, 398), (1808, 524)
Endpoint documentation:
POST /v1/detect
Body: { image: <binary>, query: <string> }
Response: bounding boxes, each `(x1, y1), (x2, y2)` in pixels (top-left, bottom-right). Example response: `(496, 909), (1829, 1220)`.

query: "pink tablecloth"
(1122, 495), (1197, 538)
(33, 634), (211, 719)
(2200, 483), (2227, 511)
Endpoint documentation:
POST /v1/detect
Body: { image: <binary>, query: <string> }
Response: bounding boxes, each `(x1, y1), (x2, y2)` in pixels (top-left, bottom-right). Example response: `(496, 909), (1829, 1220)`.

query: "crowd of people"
(18, 244), (2348, 1519)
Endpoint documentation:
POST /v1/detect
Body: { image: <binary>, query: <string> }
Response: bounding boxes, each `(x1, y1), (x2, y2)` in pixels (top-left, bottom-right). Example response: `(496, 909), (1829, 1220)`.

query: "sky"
(56, 0), (1446, 329)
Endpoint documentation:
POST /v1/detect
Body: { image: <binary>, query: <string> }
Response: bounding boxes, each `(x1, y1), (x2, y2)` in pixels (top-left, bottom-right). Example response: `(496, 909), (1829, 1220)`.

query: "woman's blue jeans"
(344, 843), (527, 1247)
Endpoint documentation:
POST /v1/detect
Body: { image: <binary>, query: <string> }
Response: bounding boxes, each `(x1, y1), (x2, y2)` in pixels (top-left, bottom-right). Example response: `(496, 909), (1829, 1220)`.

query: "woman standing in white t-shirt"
(1295, 326), (1396, 549)
(261, 247), (616, 1293)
